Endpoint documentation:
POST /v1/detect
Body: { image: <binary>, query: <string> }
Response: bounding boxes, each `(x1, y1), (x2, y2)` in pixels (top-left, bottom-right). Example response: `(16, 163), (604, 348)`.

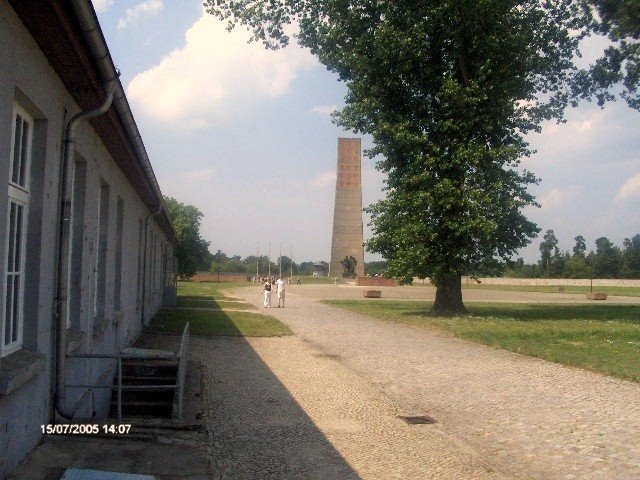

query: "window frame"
(93, 181), (110, 320)
(3, 104), (33, 356)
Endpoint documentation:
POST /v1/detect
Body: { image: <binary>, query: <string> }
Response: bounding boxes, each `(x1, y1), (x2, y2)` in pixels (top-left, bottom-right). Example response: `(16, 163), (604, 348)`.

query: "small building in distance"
(312, 262), (326, 277)
(0, 1), (177, 475)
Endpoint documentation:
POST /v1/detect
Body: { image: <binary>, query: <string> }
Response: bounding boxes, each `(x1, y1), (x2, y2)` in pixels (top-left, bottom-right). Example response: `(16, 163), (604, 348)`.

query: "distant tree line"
(206, 251), (389, 278)
(506, 231), (640, 279)
(207, 250), (306, 276)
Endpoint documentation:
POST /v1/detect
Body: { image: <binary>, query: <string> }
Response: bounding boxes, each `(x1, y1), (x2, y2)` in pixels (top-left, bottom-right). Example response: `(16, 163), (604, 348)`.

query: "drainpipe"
(54, 78), (117, 420)
(140, 205), (163, 328)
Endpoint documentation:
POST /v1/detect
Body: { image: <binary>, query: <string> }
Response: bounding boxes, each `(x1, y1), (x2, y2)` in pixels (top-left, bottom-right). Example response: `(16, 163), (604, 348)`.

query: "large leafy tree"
(539, 229), (565, 278)
(593, 236), (623, 278)
(573, 235), (587, 257)
(576, 0), (640, 108)
(205, 1), (595, 314)
(164, 196), (211, 278)
(621, 234), (640, 278)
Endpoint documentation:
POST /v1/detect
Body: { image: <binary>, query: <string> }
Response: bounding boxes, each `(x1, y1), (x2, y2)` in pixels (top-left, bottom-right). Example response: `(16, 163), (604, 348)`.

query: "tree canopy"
(205, 1), (624, 314)
(577, 0), (640, 109)
(164, 196), (211, 278)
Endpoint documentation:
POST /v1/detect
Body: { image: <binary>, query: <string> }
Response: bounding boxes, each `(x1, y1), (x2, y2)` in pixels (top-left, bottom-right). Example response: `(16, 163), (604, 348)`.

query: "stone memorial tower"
(330, 138), (365, 278)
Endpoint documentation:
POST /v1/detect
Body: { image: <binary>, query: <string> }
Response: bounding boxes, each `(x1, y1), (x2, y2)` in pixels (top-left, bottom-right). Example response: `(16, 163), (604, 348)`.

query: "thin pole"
(290, 244), (293, 278)
(279, 243), (282, 277)
(256, 242), (259, 281)
(268, 242), (271, 278)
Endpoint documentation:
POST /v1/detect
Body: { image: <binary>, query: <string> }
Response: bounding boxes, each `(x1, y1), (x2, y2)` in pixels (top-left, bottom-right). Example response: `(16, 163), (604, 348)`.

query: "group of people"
(261, 276), (286, 308)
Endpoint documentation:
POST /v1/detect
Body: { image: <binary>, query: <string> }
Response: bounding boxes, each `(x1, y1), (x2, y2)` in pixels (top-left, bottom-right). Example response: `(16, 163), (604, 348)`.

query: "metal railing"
(174, 322), (189, 420)
(65, 322), (190, 422)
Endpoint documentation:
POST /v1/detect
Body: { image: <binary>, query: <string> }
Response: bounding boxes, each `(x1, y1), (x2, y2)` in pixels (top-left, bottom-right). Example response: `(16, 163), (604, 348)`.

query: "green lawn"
(460, 283), (640, 297)
(177, 280), (247, 300)
(176, 297), (256, 310)
(149, 309), (291, 336)
(323, 300), (640, 382)
(148, 281), (291, 336)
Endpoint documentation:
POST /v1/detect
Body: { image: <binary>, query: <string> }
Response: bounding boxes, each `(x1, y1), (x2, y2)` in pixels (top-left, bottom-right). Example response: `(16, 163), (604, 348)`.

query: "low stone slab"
(586, 292), (608, 300)
(364, 290), (382, 298)
(0, 349), (45, 395)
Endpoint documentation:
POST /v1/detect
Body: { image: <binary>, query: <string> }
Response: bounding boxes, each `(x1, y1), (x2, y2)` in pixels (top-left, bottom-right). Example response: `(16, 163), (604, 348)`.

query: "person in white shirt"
(276, 276), (286, 308)
(263, 278), (272, 308)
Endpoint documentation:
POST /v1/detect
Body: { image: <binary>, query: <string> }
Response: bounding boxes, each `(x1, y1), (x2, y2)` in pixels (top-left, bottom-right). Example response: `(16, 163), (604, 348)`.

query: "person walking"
(276, 276), (286, 308)
(263, 278), (272, 308)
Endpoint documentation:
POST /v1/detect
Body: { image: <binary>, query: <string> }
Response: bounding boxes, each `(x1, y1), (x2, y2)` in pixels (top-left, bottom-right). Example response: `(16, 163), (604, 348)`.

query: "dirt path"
(228, 284), (640, 480)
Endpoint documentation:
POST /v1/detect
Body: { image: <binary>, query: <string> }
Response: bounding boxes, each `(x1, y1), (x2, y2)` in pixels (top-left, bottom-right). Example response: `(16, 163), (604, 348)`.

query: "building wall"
(0, 2), (174, 476)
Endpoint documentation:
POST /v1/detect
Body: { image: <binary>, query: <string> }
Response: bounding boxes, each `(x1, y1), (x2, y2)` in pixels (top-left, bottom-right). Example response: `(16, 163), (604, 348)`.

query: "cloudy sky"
(93, 0), (640, 264)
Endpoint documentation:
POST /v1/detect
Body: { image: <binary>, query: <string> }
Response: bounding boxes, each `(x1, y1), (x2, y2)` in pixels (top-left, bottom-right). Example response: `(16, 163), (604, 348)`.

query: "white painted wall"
(0, 2), (174, 476)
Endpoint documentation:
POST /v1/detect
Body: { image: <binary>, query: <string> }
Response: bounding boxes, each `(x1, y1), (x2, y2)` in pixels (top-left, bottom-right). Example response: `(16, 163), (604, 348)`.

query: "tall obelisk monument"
(330, 138), (365, 278)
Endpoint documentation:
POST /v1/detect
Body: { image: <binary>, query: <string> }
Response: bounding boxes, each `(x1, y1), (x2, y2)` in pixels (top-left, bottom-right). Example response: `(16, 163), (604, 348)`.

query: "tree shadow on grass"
(400, 303), (640, 323)
(177, 297), (223, 309)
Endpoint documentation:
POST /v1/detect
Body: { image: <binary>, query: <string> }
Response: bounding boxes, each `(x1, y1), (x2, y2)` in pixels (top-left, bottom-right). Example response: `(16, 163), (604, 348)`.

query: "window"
(136, 218), (143, 309)
(3, 105), (33, 356)
(68, 160), (87, 329)
(114, 197), (124, 311)
(150, 232), (156, 298)
(94, 181), (109, 319)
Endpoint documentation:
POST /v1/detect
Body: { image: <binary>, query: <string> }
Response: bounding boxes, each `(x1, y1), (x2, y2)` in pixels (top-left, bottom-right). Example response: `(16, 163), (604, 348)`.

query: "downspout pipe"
(140, 205), (163, 328)
(68, 0), (176, 245)
(55, 78), (117, 420)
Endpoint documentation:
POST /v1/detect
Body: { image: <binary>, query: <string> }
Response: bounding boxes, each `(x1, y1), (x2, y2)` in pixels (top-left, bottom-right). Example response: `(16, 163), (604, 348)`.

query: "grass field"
(460, 283), (640, 297)
(323, 300), (640, 382)
(176, 297), (256, 310)
(148, 281), (291, 337)
(410, 280), (640, 297)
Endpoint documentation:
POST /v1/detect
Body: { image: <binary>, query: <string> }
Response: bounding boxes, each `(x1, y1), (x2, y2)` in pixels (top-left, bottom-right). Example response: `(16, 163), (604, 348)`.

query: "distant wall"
(191, 273), (251, 283)
(356, 277), (396, 287)
(467, 277), (640, 287)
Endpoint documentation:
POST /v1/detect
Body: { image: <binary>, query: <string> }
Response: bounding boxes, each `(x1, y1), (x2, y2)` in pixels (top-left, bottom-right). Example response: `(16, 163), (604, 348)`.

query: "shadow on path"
(194, 333), (361, 479)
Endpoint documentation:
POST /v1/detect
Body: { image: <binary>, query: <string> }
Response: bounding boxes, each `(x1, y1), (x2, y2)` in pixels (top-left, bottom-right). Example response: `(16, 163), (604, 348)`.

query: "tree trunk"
(431, 273), (467, 316)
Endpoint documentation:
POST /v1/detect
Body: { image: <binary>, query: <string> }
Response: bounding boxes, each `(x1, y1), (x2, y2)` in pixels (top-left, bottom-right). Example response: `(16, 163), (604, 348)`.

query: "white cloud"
(615, 172), (640, 202)
(92, 0), (113, 13)
(181, 168), (216, 182)
(311, 171), (336, 189)
(538, 186), (581, 210)
(118, 0), (163, 29)
(524, 101), (640, 172)
(127, 13), (317, 124)
(311, 105), (339, 116)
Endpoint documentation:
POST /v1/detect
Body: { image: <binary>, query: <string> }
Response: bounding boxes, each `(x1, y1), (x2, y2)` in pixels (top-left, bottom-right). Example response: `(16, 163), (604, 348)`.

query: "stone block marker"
(586, 292), (608, 300)
(364, 290), (382, 298)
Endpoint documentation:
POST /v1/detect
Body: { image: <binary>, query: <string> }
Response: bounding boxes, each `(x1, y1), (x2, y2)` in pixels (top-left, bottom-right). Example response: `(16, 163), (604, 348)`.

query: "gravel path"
(193, 336), (506, 479)
(230, 284), (640, 480)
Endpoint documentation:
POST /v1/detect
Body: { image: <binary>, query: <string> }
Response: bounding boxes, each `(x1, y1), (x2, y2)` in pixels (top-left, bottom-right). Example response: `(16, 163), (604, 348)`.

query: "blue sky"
(94, 0), (640, 264)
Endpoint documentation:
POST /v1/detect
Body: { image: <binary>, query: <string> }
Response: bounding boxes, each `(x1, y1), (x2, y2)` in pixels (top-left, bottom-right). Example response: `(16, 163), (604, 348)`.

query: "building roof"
(8, 0), (177, 244)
